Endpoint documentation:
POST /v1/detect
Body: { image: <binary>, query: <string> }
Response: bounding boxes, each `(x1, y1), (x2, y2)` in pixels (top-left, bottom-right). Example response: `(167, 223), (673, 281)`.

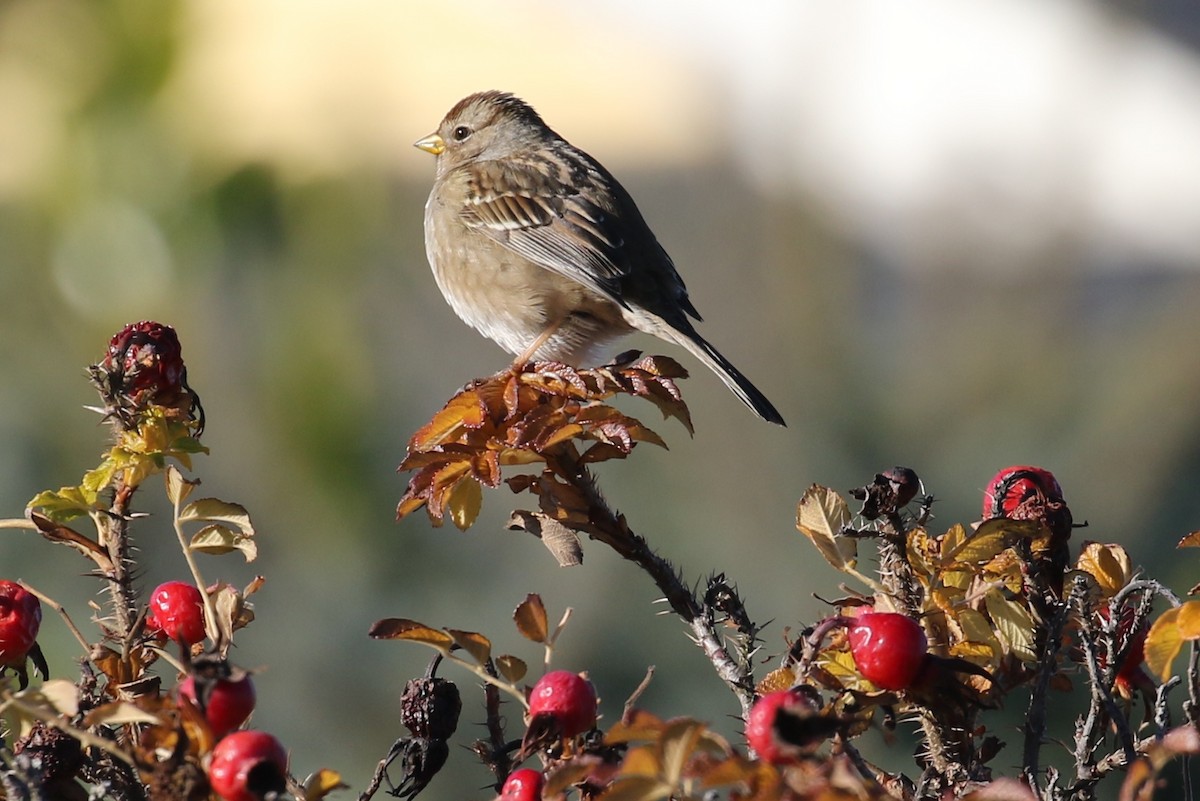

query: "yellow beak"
(414, 133), (445, 156)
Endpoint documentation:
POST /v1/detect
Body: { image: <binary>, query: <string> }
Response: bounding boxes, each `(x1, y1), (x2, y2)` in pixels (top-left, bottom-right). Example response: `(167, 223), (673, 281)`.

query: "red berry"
(500, 768), (544, 801)
(0, 581), (41, 667)
(208, 730), (288, 801)
(146, 582), (206, 646)
(744, 689), (818, 764)
(527, 670), (597, 738)
(982, 465), (1072, 539)
(847, 612), (929, 691)
(180, 673), (256, 739)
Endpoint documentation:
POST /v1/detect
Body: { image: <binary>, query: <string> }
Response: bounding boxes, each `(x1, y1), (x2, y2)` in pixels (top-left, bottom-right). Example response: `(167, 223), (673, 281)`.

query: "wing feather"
(457, 152), (633, 303)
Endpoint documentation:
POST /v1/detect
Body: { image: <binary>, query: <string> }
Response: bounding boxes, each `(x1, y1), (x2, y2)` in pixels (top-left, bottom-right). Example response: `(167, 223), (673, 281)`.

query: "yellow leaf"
(301, 768), (348, 800)
(943, 519), (1019, 565)
(445, 477), (482, 531)
(983, 591), (1036, 662)
(1076, 542), (1132, 596)
(796, 485), (854, 571)
(957, 608), (1003, 656)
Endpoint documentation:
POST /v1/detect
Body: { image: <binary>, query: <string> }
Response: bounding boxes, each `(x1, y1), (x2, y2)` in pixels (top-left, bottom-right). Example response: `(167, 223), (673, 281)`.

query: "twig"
(17, 582), (91, 658)
(622, 666), (656, 724)
(553, 448), (757, 718)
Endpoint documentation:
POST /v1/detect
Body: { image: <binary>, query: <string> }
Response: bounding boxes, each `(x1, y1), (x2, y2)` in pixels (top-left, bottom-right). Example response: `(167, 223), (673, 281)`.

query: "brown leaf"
(409, 390), (489, 451)
(755, 667), (797, 694)
(368, 619), (454, 653)
(605, 709), (668, 744)
(27, 512), (113, 572)
(508, 511), (584, 567)
(495, 654), (528, 683)
(514, 593), (550, 643)
(1178, 530), (1200, 548)
(446, 629), (491, 664)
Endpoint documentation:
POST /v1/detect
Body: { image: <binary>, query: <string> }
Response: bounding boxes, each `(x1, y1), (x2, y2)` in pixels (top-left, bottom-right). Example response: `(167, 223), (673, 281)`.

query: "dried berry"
(90, 320), (204, 432)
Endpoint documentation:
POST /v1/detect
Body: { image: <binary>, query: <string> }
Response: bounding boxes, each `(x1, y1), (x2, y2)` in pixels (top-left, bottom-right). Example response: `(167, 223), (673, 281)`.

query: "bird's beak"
(414, 133), (445, 156)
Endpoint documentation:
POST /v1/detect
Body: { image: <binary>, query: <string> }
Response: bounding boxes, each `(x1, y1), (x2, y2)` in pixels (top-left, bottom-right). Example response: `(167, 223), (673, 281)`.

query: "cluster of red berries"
(145, 582), (283, 800)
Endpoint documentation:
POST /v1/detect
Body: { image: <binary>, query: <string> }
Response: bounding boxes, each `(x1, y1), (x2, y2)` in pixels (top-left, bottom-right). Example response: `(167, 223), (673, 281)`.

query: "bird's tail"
(668, 326), (786, 426)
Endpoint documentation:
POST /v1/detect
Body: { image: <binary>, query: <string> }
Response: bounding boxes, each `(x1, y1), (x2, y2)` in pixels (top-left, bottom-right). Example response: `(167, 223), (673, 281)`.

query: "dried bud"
(400, 676), (462, 742)
(89, 320), (204, 433)
(850, 467), (922, 520)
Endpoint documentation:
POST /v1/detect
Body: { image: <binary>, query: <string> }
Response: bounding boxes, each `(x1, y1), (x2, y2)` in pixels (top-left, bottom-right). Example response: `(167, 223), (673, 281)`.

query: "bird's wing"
(456, 153), (633, 304)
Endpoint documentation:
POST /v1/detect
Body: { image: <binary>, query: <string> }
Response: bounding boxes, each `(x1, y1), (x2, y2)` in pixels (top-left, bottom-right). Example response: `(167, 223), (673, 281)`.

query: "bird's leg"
(512, 316), (566, 369)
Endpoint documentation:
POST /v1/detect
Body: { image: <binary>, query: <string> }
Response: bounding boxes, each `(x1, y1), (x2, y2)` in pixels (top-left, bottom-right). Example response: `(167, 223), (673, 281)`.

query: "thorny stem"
(100, 479), (140, 646)
(481, 658), (513, 789)
(1022, 596), (1070, 795)
(552, 447), (757, 718)
(877, 513), (973, 794)
(1070, 577), (1136, 783)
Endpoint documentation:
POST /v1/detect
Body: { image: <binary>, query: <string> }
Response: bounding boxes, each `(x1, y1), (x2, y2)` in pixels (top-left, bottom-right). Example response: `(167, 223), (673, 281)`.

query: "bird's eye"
(452, 125), (472, 142)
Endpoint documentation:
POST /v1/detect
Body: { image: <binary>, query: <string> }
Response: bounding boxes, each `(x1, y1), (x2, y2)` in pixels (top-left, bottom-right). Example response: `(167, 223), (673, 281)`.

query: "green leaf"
(27, 487), (100, 522)
(984, 590), (1036, 662)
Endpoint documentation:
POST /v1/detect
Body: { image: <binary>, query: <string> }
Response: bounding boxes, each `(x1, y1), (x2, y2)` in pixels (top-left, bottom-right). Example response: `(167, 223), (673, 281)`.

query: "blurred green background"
(3, 0), (1200, 797)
